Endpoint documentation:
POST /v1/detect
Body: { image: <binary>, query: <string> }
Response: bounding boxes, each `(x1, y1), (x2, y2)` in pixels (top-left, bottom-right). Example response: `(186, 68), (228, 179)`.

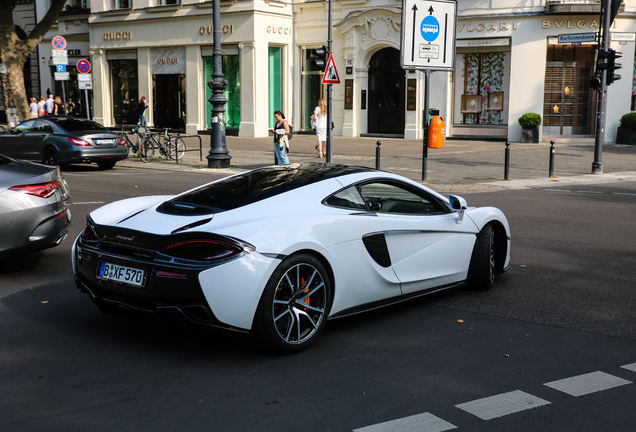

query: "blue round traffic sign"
(76, 59), (91, 74)
(52, 36), (67, 50)
(420, 16), (440, 42)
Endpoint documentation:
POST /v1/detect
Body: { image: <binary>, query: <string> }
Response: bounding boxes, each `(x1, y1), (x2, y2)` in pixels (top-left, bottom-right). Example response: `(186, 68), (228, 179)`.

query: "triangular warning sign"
(322, 54), (341, 84)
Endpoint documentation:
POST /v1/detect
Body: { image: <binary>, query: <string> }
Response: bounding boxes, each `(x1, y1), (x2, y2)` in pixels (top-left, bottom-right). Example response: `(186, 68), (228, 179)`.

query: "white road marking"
(544, 371), (631, 397)
(613, 192), (636, 197)
(353, 412), (457, 432)
(620, 362), (636, 373)
(455, 390), (550, 421)
(72, 202), (104, 205)
(577, 191), (604, 194)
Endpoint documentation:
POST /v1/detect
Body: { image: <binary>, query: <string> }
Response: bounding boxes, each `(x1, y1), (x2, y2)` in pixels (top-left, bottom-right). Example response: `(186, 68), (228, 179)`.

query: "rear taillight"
(9, 180), (62, 198)
(67, 137), (91, 146)
(117, 138), (126, 146)
(162, 240), (240, 261)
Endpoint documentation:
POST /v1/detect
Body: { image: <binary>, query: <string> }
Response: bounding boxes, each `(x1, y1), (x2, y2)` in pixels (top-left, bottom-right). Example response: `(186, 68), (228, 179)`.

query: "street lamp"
(207, 0), (231, 168)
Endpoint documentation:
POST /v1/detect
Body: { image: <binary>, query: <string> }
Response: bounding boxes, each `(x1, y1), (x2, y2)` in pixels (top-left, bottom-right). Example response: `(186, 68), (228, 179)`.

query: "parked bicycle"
(117, 125), (152, 162)
(160, 128), (186, 161)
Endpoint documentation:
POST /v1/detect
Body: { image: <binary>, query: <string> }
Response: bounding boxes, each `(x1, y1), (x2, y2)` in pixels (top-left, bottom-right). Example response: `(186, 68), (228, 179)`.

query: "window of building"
(157, 0), (180, 5)
(302, 48), (324, 131)
(458, 52), (508, 125)
(110, 59), (139, 125)
(111, 0), (130, 10)
(268, 46), (283, 129)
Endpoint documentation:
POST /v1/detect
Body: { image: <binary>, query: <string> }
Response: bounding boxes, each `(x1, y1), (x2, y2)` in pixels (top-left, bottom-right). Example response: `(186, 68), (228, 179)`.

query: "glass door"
(269, 47), (282, 129)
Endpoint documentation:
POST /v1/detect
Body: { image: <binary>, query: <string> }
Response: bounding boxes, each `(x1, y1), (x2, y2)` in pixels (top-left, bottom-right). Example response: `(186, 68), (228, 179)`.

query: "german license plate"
(95, 139), (114, 145)
(97, 262), (146, 287)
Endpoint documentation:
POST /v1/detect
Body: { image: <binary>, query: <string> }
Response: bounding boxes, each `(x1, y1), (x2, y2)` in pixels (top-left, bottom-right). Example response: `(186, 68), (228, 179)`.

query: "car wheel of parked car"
(42, 147), (61, 166)
(469, 223), (496, 291)
(253, 253), (331, 354)
(97, 161), (116, 170)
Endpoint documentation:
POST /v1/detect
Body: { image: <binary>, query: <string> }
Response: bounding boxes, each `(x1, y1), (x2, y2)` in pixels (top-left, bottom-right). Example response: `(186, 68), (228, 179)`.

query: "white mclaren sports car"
(72, 163), (510, 353)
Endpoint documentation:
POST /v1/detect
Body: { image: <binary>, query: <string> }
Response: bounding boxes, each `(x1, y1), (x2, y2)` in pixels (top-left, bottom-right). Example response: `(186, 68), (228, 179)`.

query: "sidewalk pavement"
(120, 133), (636, 194)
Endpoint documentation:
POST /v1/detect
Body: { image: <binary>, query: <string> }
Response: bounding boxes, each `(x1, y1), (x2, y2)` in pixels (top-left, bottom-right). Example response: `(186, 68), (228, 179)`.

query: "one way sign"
(400, 0), (457, 71)
(321, 54), (341, 84)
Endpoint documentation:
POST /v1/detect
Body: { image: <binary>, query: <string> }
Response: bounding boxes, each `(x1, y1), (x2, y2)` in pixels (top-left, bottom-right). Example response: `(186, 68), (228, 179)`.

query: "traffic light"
(590, 73), (602, 90)
(595, 48), (610, 75)
(313, 45), (328, 72)
(607, 49), (622, 85)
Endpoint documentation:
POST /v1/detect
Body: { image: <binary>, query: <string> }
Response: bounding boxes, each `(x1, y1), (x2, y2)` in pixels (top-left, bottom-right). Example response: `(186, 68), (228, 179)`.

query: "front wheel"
(469, 224), (496, 291)
(253, 254), (331, 354)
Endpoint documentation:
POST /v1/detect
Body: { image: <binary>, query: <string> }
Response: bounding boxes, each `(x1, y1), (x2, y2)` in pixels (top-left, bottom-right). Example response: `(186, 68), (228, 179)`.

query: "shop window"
(110, 59), (139, 125)
(157, 0), (179, 4)
(302, 48), (324, 131)
(459, 53), (507, 125)
(269, 47), (283, 130)
(111, 0), (130, 9)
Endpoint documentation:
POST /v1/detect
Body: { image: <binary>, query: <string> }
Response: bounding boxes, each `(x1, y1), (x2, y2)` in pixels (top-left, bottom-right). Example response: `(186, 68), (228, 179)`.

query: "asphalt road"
(1, 166), (636, 432)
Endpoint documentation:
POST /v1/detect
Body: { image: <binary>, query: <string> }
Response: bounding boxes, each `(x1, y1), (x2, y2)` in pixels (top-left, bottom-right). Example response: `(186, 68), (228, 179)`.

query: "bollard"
(504, 141), (510, 181)
(376, 141), (381, 170)
(549, 140), (555, 178)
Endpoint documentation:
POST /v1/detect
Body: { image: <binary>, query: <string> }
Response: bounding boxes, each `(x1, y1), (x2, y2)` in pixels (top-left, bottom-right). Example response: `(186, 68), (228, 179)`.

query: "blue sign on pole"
(56, 64), (66, 73)
(420, 16), (440, 42)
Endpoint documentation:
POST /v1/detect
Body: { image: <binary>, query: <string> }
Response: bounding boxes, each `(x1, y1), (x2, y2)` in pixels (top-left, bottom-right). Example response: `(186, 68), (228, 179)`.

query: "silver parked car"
(0, 154), (71, 259)
(0, 117), (127, 169)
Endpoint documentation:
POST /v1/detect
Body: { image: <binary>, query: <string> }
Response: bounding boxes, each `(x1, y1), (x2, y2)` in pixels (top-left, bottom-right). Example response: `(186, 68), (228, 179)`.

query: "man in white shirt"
(46, 95), (54, 115)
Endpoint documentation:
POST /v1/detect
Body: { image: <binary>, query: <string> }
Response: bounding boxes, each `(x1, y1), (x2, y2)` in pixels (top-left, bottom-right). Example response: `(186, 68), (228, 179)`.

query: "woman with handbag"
(270, 110), (290, 165)
(310, 98), (327, 158)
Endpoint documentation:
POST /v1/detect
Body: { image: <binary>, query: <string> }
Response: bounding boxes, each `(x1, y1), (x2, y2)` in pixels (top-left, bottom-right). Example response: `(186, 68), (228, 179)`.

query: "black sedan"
(0, 117), (127, 169)
(0, 154), (71, 259)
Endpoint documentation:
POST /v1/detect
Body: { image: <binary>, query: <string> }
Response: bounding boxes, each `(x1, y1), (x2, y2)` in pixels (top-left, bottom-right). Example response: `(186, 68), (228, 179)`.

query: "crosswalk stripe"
(544, 371), (631, 397)
(455, 390), (550, 421)
(353, 412), (457, 432)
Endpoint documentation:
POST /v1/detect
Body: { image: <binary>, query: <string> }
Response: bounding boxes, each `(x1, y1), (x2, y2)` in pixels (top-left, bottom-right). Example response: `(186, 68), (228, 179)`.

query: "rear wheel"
(138, 138), (154, 162)
(469, 224), (496, 291)
(253, 254), (331, 354)
(42, 146), (61, 166)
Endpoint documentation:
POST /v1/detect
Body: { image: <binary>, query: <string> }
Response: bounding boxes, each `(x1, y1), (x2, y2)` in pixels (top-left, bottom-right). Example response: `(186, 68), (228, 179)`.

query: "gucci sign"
(157, 58), (179, 64)
(104, 31), (131, 40)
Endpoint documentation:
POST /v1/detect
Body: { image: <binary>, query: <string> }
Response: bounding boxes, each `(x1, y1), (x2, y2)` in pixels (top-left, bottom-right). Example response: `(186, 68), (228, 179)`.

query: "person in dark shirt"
(132, 97), (148, 133)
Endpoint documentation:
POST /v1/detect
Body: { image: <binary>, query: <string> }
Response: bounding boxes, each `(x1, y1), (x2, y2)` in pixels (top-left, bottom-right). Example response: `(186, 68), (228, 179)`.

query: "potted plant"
(616, 113), (636, 145)
(518, 113), (541, 143)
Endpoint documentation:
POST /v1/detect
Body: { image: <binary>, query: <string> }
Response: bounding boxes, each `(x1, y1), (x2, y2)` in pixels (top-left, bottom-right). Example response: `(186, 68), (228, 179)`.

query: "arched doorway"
(367, 48), (405, 135)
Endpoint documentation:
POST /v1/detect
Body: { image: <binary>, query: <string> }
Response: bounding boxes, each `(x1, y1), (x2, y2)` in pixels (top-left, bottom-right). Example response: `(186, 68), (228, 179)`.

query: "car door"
(358, 181), (479, 294)
(0, 120), (37, 160)
(25, 120), (54, 161)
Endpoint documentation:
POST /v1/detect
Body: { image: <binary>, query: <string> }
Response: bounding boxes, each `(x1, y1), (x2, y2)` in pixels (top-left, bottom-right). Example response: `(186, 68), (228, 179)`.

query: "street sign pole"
(326, 0), (333, 163)
(592, 0), (613, 174)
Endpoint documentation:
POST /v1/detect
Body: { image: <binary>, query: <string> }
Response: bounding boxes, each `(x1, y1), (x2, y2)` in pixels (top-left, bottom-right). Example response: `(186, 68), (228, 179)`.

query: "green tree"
(0, 0), (67, 125)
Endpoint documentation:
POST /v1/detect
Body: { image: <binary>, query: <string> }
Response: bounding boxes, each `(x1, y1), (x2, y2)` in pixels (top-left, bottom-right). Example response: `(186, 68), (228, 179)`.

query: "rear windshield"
(55, 119), (111, 132)
(157, 164), (373, 215)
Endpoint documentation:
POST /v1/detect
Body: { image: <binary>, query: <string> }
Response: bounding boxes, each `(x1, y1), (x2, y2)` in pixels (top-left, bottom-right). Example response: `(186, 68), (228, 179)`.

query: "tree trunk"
(0, 0), (67, 126)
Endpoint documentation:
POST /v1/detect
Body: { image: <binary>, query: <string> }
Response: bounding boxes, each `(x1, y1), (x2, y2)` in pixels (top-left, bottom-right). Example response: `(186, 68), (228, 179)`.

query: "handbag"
(310, 118), (316, 130)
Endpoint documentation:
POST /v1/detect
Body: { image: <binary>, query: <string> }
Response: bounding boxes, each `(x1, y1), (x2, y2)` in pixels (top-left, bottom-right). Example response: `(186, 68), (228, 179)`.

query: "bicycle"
(160, 128), (186, 161)
(117, 125), (152, 163)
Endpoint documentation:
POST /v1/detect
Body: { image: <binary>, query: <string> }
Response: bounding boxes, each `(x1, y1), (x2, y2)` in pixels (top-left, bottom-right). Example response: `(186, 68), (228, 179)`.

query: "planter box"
(616, 126), (636, 145)
(520, 126), (539, 143)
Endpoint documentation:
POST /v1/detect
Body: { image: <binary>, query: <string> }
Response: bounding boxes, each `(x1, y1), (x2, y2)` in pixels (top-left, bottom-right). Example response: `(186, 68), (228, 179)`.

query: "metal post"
(592, 0), (612, 174)
(375, 141), (381, 170)
(504, 141), (510, 181)
(549, 140), (555, 178)
(207, 0), (231, 168)
(422, 69), (430, 181)
(84, 89), (90, 120)
(326, 0), (333, 163)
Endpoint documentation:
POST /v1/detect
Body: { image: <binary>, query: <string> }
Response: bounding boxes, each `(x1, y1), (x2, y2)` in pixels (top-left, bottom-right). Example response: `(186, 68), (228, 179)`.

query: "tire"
(253, 254), (331, 354)
(97, 161), (116, 170)
(139, 138), (154, 162)
(170, 137), (186, 160)
(42, 146), (61, 166)
(469, 224), (496, 291)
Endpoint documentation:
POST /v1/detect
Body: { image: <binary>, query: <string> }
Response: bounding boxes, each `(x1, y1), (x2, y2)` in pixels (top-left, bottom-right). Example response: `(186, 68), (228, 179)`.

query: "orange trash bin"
(428, 115), (445, 148)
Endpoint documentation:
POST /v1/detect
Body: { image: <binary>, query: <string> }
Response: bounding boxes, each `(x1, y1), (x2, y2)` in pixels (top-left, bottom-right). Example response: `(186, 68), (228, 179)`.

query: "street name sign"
(558, 33), (597, 44)
(400, 0), (457, 71)
(611, 32), (636, 42)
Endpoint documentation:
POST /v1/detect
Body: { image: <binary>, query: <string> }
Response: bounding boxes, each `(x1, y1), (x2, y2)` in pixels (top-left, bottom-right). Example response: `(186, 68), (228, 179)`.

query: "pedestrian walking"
(270, 110), (290, 165)
(29, 98), (38, 118)
(310, 98), (327, 158)
(67, 98), (76, 116)
(38, 96), (46, 117)
(132, 97), (148, 133)
(46, 94), (54, 115)
(54, 96), (66, 115)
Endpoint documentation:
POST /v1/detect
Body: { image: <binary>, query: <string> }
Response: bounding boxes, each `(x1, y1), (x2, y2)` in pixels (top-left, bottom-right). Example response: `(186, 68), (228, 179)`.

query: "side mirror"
(448, 195), (467, 224)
